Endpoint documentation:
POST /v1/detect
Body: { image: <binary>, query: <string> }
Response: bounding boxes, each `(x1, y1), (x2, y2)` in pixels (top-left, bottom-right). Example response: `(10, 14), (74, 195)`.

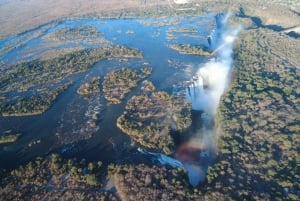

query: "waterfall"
(187, 12), (241, 116)
(138, 148), (184, 168)
(183, 12), (241, 186)
(139, 13), (241, 187)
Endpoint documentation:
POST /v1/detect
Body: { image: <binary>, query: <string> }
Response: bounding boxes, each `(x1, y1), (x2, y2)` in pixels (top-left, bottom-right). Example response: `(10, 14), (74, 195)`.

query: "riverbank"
(1, 1), (299, 39)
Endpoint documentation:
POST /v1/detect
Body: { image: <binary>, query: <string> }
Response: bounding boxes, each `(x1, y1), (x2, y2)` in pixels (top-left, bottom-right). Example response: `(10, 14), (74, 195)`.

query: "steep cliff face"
(209, 26), (300, 200)
(207, 13), (226, 49)
(139, 12), (241, 187)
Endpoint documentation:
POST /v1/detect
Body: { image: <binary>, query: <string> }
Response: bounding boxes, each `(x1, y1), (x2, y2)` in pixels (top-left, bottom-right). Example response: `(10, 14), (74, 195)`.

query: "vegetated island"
(0, 133), (21, 144)
(169, 44), (212, 56)
(141, 80), (156, 92)
(103, 67), (152, 104)
(117, 91), (192, 155)
(77, 77), (100, 95)
(0, 46), (143, 116)
(0, 82), (72, 117)
(168, 27), (198, 33)
(45, 25), (107, 43)
(0, 46), (143, 93)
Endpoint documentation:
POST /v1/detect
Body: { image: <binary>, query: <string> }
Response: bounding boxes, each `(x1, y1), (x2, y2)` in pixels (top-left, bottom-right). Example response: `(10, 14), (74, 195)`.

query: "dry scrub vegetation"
(211, 27), (300, 200)
(1, 0), (299, 39)
(0, 155), (118, 201)
(117, 91), (192, 154)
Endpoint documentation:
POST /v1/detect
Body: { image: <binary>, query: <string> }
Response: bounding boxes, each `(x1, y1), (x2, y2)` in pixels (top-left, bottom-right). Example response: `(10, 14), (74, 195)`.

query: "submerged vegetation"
(117, 91), (192, 155)
(103, 67), (152, 104)
(169, 44), (211, 56)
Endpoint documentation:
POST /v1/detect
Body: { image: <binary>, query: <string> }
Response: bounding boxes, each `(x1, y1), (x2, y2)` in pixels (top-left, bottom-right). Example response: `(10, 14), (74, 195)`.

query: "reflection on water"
(0, 15), (215, 169)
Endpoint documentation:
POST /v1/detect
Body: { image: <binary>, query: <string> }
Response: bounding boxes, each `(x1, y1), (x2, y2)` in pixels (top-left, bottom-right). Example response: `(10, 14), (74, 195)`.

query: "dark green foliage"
(0, 155), (117, 200)
(0, 46), (143, 116)
(103, 67), (152, 104)
(0, 46), (142, 93)
(46, 25), (104, 41)
(0, 133), (21, 144)
(109, 164), (195, 201)
(211, 29), (300, 200)
(77, 77), (100, 95)
(117, 91), (192, 155)
(169, 44), (212, 56)
(0, 82), (72, 116)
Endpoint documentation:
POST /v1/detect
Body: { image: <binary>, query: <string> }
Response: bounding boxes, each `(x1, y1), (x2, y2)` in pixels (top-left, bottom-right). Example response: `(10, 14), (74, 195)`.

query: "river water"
(0, 15), (216, 171)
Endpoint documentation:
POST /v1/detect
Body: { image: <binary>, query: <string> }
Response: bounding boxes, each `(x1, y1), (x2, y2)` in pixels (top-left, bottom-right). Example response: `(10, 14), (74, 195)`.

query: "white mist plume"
(183, 13), (242, 186)
(187, 16), (242, 116)
(174, 0), (190, 4)
(138, 13), (241, 187)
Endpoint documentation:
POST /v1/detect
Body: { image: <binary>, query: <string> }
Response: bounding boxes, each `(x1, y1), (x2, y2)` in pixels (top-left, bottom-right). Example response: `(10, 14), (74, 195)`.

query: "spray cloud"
(139, 13), (242, 187)
(183, 13), (242, 186)
(187, 13), (242, 116)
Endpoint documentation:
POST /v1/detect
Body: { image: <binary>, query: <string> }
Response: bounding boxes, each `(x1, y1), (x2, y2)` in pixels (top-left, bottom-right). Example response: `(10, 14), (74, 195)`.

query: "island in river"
(0, 0), (299, 200)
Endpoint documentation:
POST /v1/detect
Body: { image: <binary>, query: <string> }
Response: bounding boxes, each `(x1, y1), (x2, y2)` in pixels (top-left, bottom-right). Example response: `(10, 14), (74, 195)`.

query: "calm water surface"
(0, 15), (215, 169)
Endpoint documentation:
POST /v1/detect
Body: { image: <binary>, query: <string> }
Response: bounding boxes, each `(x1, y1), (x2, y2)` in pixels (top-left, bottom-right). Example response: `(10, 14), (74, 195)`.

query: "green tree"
(86, 174), (98, 186)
